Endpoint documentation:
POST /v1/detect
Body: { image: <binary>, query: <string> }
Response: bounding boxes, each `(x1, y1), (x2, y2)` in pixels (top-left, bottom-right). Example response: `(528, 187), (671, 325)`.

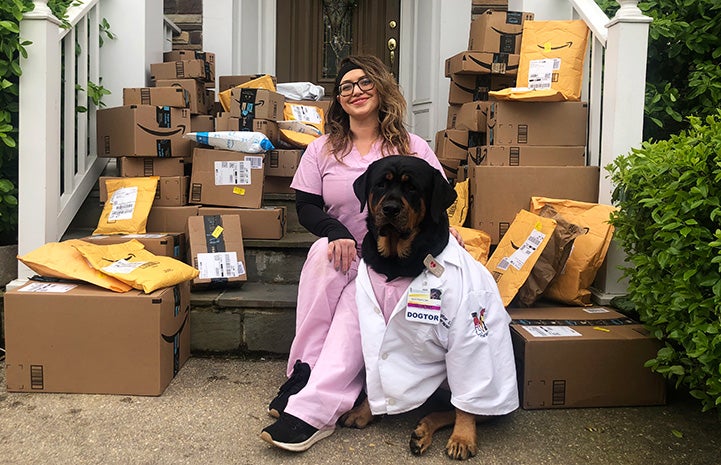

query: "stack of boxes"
(436, 1), (665, 410)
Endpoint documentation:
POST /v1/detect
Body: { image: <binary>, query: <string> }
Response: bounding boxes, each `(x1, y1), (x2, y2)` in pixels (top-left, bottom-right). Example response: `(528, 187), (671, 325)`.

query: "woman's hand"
(450, 227), (465, 249)
(328, 238), (357, 274)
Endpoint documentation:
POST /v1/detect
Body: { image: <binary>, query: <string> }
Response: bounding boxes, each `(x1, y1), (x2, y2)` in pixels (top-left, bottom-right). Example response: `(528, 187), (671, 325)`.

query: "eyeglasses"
(338, 77), (375, 97)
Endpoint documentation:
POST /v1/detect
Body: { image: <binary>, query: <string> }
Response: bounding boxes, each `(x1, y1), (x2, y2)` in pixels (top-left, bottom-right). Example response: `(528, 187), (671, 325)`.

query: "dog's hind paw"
(339, 398), (375, 429)
(409, 422), (433, 456)
(445, 436), (478, 461)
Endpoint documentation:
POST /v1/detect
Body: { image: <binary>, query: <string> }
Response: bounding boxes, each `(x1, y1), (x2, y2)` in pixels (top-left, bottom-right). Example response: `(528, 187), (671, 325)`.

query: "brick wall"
(164, 0), (203, 50)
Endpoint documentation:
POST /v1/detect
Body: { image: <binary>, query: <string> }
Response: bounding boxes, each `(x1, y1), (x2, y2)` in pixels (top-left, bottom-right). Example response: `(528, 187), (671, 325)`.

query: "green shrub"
(595, 0), (721, 142)
(607, 111), (721, 413)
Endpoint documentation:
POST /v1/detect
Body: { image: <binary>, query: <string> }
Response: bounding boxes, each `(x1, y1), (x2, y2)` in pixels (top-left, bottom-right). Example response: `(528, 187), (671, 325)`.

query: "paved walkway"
(1, 356), (719, 465)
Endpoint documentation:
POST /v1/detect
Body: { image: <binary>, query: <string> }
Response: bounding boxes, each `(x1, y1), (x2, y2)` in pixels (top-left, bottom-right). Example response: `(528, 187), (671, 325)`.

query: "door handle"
(388, 38), (397, 65)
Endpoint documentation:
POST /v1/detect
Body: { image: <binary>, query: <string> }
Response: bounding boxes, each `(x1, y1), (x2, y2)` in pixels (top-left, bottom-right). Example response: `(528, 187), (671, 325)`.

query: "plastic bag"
(276, 82), (325, 101)
(185, 131), (275, 153)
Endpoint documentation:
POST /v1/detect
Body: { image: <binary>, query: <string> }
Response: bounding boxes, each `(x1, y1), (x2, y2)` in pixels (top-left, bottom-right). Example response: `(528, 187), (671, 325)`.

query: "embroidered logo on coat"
(471, 308), (489, 338)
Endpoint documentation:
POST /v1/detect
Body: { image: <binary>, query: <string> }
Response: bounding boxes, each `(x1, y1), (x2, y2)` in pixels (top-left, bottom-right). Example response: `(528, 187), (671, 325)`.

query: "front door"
(276, 0), (401, 97)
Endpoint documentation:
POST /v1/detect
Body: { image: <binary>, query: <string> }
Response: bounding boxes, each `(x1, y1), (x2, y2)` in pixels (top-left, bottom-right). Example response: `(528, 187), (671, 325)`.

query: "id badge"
(405, 287), (442, 325)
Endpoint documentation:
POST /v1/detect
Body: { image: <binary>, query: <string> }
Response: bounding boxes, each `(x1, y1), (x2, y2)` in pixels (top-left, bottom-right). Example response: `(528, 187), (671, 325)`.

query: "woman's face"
(336, 68), (380, 122)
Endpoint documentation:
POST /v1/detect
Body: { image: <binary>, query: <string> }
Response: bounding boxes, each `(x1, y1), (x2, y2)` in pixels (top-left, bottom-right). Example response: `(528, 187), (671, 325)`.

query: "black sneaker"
(268, 359), (311, 418)
(260, 412), (334, 452)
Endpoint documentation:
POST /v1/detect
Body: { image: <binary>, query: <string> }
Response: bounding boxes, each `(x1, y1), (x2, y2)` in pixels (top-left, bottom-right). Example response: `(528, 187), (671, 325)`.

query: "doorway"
(275, 0), (401, 96)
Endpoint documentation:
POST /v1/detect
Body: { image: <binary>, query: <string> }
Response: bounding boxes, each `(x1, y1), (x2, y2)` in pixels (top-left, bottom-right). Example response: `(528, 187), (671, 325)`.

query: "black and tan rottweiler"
(343, 155), (488, 460)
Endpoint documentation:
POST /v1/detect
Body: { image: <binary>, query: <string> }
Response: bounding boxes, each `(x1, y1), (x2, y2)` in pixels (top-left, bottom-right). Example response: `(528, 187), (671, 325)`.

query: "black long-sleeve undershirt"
(295, 189), (355, 243)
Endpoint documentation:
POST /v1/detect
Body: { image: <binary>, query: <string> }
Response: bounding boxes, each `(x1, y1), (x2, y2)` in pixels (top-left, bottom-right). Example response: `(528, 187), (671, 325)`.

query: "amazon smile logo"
(537, 41), (573, 51)
(137, 124), (186, 137)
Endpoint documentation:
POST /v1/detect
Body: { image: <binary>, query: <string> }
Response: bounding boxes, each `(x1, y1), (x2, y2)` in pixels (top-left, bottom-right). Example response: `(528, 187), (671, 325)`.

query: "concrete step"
(189, 281), (298, 355)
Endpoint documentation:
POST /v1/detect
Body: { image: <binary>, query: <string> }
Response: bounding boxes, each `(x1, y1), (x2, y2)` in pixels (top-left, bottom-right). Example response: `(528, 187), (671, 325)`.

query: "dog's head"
(353, 156), (456, 262)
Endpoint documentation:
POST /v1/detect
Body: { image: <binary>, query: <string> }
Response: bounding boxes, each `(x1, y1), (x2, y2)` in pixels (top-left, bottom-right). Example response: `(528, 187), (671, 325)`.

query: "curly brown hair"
(324, 55), (412, 162)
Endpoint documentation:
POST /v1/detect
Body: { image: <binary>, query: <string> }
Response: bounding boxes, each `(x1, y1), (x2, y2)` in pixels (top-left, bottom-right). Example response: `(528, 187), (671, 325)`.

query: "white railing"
(18, 0), (107, 278)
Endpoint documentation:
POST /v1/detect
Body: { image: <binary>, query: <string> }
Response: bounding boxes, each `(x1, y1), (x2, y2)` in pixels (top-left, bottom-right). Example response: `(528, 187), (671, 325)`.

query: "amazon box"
(449, 73), (516, 104)
(469, 145), (587, 166)
(163, 50), (215, 83)
(445, 51), (520, 76)
(435, 129), (485, 161)
(437, 157), (463, 182)
(123, 87), (190, 108)
(97, 105), (191, 158)
(447, 105), (462, 128)
(214, 113), (280, 146)
(151, 60), (212, 83)
(187, 214), (247, 289)
(198, 206), (286, 240)
(468, 10), (534, 54)
(119, 156), (189, 177)
(4, 280), (190, 396)
(456, 101), (491, 132)
(265, 149), (303, 177)
(468, 165), (599, 243)
(78, 232), (185, 261)
(487, 101), (588, 146)
(190, 148), (265, 208)
(155, 79), (214, 115)
(508, 306), (666, 409)
(229, 88), (285, 121)
(146, 205), (200, 234)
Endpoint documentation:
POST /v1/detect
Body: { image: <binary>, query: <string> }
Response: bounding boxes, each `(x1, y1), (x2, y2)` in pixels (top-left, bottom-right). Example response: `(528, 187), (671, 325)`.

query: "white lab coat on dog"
(355, 238), (519, 416)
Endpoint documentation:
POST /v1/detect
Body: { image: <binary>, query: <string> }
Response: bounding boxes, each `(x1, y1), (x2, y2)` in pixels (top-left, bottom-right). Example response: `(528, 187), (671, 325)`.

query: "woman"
(260, 55), (448, 452)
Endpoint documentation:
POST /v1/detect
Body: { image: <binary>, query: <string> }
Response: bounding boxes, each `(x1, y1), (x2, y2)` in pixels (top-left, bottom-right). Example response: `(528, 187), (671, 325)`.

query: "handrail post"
(17, 1), (63, 279)
(591, 0), (652, 302)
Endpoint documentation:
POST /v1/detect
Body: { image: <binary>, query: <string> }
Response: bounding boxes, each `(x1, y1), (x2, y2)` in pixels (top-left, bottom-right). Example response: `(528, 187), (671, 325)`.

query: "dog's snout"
(382, 200), (402, 217)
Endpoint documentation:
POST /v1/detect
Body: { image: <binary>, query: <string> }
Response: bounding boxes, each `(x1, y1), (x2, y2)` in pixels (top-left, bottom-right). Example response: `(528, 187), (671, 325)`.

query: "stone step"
(189, 281), (298, 355)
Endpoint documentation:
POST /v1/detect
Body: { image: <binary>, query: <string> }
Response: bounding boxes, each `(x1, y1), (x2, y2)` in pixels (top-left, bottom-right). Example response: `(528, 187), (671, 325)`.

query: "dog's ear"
(353, 166), (371, 212)
(429, 168), (457, 223)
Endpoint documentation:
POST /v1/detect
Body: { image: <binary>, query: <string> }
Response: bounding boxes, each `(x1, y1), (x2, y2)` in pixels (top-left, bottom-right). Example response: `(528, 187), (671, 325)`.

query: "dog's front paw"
(445, 435), (478, 461)
(409, 421), (433, 456)
(339, 399), (375, 429)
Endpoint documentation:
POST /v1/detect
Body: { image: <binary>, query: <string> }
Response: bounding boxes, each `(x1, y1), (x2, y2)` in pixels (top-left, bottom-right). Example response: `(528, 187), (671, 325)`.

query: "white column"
(591, 0), (652, 302)
(100, 0), (164, 107)
(18, 1), (62, 279)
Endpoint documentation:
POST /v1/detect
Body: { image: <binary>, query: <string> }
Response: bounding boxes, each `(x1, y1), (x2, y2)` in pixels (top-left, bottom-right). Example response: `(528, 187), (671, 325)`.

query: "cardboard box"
(449, 73), (516, 104)
(263, 176), (294, 194)
(437, 157), (463, 181)
(446, 104), (462, 128)
(191, 115), (215, 132)
(4, 281), (191, 396)
(151, 60), (212, 82)
(190, 148), (265, 208)
(508, 306), (666, 409)
(99, 176), (189, 207)
(456, 101), (491, 132)
(469, 145), (587, 166)
(468, 10), (534, 54)
(78, 232), (186, 261)
(445, 51), (520, 77)
(146, 205), (199, 234)
(488, 101), (588, 146)
(468, 165), (599, 243)
(187, 214), (247, 288)
(229, 88), (285, 121)
(198, 206), (286, 240)
(123, 87), (190, 108)
(214, 113), (280, 146)
(155, 79), (214, 115)
(435, 129), (484, 161)
(218, 74), (278, 92)
(119, 157), (189, 177)
(266, 149), (303, 177)
(163, 50), (215, 82)
(97, 105), (191, 158)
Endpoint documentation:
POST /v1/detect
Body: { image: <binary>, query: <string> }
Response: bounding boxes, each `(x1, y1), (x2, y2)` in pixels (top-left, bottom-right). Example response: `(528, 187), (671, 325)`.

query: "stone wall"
(164, 0), (203, 50)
